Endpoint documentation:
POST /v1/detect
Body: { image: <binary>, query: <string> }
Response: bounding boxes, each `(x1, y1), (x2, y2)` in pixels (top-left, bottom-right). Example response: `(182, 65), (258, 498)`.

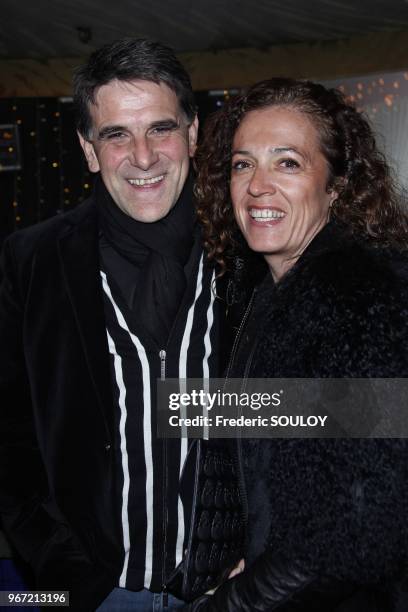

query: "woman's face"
(230, 105), (336, 280)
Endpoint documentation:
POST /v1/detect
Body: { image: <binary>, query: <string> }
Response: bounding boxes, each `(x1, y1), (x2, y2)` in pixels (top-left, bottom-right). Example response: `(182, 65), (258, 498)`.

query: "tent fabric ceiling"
(2, 0), (408, 59)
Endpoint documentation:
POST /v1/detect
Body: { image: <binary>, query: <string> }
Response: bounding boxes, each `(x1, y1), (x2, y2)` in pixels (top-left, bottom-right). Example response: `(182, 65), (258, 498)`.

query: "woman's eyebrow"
(232, 146), (305, 157)
(270, 146), (300, 155)
(270, 146), (308, 161)
(231, 148), (251, 156)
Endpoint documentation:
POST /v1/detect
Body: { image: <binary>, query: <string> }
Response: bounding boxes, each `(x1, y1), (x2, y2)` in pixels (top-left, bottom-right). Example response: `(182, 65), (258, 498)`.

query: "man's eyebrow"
(149, 119), (180, 129)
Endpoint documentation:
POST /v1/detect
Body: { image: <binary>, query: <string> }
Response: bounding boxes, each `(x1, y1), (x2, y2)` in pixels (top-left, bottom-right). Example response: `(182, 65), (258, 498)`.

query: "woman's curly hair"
(195, 78), (408, 275)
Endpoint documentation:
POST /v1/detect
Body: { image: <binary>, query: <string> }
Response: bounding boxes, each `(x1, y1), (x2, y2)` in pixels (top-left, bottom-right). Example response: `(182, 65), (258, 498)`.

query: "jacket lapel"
(58, 201), (115, 436)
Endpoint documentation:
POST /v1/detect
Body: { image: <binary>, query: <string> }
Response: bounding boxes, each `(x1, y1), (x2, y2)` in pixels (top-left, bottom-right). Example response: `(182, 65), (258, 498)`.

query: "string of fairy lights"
(324, 70), (408, 117)
(0, 98), (92, 235)
(325, 70), (408, 189)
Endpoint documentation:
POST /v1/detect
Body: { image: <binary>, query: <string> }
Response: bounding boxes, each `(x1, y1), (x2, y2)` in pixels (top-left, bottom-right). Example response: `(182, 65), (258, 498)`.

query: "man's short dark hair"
(73, 38), (196, 138)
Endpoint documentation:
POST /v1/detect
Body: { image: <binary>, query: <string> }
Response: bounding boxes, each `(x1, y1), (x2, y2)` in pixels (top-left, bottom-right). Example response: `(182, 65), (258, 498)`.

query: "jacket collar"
(299, 219), (350, 260)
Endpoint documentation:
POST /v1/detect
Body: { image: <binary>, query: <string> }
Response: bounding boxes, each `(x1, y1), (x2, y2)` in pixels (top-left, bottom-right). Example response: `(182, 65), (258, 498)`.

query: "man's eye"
(231, 160), (251, 171)
(150, 124), (178, 135)
(106, 132), (126, 139)
(98, 131), (127, 142)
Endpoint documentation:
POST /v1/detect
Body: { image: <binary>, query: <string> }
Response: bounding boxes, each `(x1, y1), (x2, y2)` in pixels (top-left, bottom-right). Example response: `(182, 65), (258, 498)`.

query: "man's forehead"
(90, 78), (180, 114)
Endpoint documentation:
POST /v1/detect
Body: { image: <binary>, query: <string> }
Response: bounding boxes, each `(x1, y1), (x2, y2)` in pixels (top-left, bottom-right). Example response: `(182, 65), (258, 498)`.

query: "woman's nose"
(248, 166), (277, 197)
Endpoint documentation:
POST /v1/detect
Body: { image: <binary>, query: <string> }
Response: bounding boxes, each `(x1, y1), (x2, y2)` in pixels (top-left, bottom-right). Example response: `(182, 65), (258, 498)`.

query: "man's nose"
(128, 136), (159, 170)
(248, 166), (277, 197)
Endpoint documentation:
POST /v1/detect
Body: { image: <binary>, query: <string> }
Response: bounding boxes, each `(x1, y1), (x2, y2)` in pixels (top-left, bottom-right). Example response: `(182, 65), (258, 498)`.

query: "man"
(0, 39), (244, 611)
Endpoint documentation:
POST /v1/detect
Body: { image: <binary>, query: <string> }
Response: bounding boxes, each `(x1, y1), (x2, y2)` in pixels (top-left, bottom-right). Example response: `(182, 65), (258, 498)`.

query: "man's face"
(79, 79), (198, 222)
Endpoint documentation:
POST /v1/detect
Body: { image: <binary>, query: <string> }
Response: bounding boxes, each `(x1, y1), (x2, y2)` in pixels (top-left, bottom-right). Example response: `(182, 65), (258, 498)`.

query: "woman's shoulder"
(288, 226), (408, 311)
(256, 226), (408, 378)
(307, 222), (405, 279)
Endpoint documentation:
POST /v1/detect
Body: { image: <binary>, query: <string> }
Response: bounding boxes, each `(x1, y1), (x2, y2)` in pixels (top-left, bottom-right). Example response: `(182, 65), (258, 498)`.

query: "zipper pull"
(159, 350), (166, 381)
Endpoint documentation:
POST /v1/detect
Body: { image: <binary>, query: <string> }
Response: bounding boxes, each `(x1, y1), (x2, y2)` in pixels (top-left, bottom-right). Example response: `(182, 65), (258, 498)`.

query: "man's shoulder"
(4, 198), (97, 259)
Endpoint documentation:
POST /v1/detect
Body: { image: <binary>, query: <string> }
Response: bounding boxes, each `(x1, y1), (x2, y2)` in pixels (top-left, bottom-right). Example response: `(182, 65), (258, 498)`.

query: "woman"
(187, 79), (408, 610)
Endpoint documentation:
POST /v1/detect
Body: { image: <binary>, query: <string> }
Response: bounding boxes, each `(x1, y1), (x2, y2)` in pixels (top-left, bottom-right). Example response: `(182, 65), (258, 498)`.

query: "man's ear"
(188, 116), (199, 158)
(77, 131), (100, 173)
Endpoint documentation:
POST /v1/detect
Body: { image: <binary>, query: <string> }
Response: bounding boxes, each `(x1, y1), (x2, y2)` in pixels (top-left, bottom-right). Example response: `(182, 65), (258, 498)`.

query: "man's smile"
(127, 174), (165, 186)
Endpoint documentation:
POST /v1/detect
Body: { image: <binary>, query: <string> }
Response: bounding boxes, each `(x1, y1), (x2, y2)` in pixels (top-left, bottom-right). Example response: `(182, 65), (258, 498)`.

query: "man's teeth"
(128, 175), (164, 186)
(249, 209), (285, 221)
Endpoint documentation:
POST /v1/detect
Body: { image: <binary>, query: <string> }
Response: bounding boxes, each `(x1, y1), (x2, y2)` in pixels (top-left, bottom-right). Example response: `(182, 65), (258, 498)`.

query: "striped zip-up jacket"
(100, 233), (222, 592)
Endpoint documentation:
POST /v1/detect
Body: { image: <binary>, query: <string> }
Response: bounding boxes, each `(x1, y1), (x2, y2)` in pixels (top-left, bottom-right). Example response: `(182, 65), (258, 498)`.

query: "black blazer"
(0, 199), (124, 610)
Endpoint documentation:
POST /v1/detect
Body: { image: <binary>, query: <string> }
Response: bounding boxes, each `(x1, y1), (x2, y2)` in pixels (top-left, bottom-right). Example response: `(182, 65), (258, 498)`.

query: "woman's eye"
(232, 160), (251, 171)
(280, 158), (300, 170)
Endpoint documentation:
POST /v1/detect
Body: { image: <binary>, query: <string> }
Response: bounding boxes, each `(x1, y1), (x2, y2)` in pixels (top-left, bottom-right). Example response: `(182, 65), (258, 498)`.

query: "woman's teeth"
(249, 208), (285, 221)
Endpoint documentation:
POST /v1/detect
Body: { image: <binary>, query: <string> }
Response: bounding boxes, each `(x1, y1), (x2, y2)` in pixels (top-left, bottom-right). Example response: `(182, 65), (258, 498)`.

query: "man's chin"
(121, 202), (175, 223)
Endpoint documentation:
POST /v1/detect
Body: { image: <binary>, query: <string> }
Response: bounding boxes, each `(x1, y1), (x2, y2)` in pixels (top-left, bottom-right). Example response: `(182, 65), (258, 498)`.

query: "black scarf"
(97, 173), (195, 346)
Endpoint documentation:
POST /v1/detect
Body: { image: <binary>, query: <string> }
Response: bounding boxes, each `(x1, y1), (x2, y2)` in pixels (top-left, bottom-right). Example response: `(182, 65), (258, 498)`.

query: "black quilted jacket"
(167, 437), (246, 601)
